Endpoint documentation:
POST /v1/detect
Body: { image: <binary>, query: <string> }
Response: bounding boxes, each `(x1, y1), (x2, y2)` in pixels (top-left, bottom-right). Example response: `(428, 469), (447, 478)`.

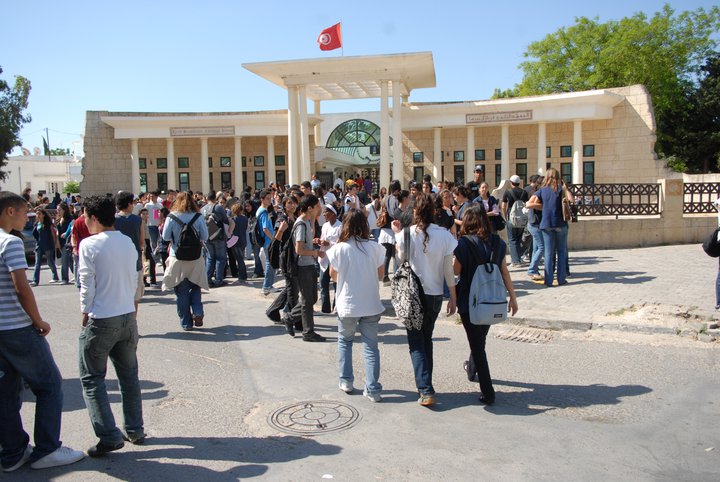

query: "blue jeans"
(541, 225), (569, 286)
(78, 312), (144, 445)
(231, 245), (248, 280)
(506, 220), (524, 264)
(252, 244), (264, 277)
(338, 314), (382, 394)
(245, 232), (253, 259)
(406, 294), (443, 395)
(206, 239), (228, 286)
(174, 279), (203, 329)
(526, 223), (544, 276)
(261, 246), (275, 290)
(60, 247), (72, 282)
(0, 326), (63, 467)
(148, 225), (159, 253)
(73, 253), (81, 288)
(33, 248), (58, 284)
(371, 228), (380, 242)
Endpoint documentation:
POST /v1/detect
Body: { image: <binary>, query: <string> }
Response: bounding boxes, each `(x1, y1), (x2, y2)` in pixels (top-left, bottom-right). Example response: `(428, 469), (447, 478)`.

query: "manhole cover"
(495, 326), (555, 344)
(268, 401), (361, 435)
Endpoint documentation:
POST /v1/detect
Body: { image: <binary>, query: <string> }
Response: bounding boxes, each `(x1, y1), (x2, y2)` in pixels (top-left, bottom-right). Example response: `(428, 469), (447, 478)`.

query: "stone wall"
(82, 111), (132, 195)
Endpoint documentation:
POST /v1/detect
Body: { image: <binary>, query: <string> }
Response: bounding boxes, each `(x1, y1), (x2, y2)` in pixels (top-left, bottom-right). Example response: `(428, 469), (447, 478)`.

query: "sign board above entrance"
(170, 126), (235, 137)
(466, 110), (532, 124)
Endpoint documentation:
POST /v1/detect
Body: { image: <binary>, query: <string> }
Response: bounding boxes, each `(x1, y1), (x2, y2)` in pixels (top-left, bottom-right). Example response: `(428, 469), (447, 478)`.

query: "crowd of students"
(0, 166), (581, 470)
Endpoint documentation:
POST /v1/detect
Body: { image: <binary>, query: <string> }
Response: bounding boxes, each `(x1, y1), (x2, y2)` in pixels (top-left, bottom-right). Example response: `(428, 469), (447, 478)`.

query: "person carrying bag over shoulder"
(453, 204), (518, 406)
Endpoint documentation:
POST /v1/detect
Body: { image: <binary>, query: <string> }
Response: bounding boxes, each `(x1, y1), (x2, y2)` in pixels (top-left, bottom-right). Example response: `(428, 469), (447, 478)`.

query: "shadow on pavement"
(43, 435), (341, 480)
(420, 380), (652, 415)
(26, 378), (169, 413)
(141, 324), (285, 342)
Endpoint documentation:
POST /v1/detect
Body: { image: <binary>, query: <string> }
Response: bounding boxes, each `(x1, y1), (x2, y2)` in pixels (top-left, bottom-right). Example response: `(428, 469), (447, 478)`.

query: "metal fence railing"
(683, 182), (720, 214)
(567, 183), (661, 217)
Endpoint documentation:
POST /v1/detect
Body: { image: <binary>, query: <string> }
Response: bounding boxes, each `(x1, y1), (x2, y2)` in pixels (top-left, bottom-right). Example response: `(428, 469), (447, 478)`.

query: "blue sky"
(3, 0), (717, 155)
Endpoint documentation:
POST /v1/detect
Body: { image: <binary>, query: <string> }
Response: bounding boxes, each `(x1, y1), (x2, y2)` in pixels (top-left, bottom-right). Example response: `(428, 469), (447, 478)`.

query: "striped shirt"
(0, 228), (32, 330)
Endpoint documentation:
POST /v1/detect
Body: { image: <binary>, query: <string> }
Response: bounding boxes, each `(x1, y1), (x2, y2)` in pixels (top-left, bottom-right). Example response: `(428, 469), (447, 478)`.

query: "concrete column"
(234, 136), (243, 191)
(379, 81), (391, 190)
(572, 120), (583, 184)
(287, 86), (299, 185)
(501, 124), (510, 183)
(200, 137), (210, 194)
(166, 138), (176, 190)
(267, 136), (276, 186)
(313, 100), (321, 147)
(391, 81), (403, 185)
(537, 122), (546, 175)
(131, 139), (140, 194)
(299, 86), (311, 183)
(433, 127), (442, 184)
(466, 126), (475, 183)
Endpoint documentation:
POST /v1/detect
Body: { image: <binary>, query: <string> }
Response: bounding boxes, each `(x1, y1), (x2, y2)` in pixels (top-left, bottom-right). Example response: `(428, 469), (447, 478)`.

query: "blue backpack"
(465, 235), (507, 325)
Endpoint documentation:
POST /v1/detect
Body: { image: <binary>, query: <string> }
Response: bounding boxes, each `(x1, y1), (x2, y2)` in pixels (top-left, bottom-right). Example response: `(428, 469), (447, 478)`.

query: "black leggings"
(382, 243), (395, 279)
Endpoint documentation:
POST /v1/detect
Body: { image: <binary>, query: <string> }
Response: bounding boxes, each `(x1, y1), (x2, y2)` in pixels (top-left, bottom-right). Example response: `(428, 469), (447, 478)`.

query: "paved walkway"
(494, 243), (718, 334)
(9, 242), (719, 480)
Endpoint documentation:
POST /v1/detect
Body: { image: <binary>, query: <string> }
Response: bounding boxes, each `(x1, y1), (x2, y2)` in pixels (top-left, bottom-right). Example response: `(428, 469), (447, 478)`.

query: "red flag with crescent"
(318, 23), (342, 51)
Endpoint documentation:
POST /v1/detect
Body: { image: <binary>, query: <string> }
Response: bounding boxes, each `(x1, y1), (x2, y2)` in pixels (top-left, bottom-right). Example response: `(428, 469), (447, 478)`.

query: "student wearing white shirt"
(78, 195), (145, 457)
(393, 193), (457, 407)
(327, 208), (386, 402)
(365, 194), (381, 241)
(319, 205), (342, 313)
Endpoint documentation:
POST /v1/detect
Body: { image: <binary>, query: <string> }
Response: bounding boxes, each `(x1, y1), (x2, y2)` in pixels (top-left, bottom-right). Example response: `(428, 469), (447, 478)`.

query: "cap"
(325, 205), (337, 215)
(346, 180), (358, 188)
(474, 165), (483, 172)
(510, 175), (522, 184)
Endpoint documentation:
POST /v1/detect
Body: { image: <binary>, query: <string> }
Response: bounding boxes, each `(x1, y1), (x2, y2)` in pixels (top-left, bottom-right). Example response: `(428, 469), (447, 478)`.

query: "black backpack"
(249, 212), (266, 247)
(168, 213), (202, 261)
(280, 223), (303, 277)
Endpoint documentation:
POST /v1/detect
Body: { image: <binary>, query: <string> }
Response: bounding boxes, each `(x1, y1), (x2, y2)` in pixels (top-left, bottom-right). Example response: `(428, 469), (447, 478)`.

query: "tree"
(496, 4), (720, 171)
(0, 66), (31, 181)
(662, 52), (720, 172)
(63, 180), (80, 194)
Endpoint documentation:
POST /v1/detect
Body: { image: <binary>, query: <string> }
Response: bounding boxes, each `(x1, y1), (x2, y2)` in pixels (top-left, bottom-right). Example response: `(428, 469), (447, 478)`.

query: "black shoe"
(283, 318), (295, 337)
(87, 441), (124, 457)
(478, 395), (495, 406)
(122, 433), (146, 445)
(303, 332), (326, 342)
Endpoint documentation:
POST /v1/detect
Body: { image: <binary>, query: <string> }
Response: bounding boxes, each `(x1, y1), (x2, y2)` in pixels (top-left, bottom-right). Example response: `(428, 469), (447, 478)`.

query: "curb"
(511, 317), (686, 336)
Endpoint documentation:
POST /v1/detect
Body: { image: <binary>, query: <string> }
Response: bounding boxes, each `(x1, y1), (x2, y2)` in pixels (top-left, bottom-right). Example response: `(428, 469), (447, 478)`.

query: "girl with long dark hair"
(31, 209), (60, 286)
(56, 202), (74, 284)
(392, 193), (457, 407)
(327, 208), (386, 402)
(377, 180), (402, 284)
(453, 205), (518, 405)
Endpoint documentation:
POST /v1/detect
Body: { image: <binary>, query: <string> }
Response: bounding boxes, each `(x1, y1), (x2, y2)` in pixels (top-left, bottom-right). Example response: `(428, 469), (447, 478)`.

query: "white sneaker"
(338, 380), (353, 394)
(2, 445), (32, 472)
(30, 446), (85, 470)
(48, 279), (60, 284)
(364, 391), (382, 402)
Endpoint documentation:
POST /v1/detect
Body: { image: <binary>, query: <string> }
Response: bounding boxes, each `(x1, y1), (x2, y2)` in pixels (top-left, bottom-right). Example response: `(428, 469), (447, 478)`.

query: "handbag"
(702, 227), (720, 257)
(561, 189), (576, 223)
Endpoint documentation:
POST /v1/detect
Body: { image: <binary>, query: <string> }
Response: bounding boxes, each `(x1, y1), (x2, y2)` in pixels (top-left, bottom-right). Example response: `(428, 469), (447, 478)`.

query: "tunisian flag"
(318, 23), (342, 51)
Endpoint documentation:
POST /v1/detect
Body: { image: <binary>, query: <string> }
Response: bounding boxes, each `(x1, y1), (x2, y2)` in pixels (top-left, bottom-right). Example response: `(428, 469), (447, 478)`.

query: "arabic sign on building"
(466, 110), (533, 124)
(170, 126), (235, 137)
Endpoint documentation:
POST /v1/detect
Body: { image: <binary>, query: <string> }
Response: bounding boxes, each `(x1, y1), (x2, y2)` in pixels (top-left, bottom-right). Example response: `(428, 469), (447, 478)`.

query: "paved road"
(10, 244), (720, 480)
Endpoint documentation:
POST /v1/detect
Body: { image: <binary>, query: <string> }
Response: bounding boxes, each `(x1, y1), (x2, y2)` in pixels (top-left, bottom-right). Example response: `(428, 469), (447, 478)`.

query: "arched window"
(325, 119), (380, 156)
